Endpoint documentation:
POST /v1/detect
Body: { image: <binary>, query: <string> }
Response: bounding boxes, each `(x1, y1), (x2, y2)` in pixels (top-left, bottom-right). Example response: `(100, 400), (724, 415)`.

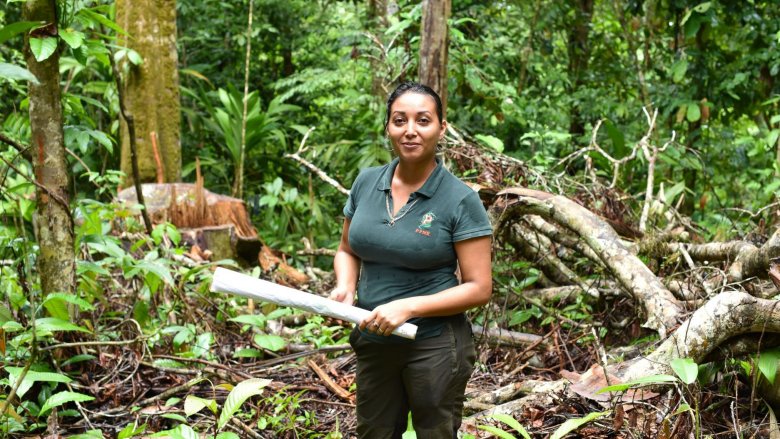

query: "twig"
(247, 344), (351, 371)
(0, 133), (32, 161)
(0, 360), (33, 418)
(638, 108), (675, 232)
(231, 418), (264, 439)
(284, 127), (350, 196)
(40, 336), (150, 351)
(152, 354), (253, 380)
(65, 147), (92, 174)
(0, 153), (70, 211)
(91, 377), (205, 418)
(307, 359), (353, 402)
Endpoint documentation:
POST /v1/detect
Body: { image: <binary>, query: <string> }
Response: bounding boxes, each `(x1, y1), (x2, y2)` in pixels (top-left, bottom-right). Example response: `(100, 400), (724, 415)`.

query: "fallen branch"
(472, 325), (544, 347)
(307, 359), (353, 402)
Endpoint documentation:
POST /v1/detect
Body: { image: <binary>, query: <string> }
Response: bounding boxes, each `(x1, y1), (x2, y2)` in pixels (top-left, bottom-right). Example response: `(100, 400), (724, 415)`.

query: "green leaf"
(160, 413), (187, 422)
(29, 37), (58, 62)
(118, 422), (147, 439)
(216, 433), (240, 439)
(671, 59), (688, 83)
(233, 348), (264, 358)
(603, 119), (626, 156)
(597, 374), (678, 393)
(0, 21), (43, 45)
(68, 430), (105, 439)
(42, 292), (95, 311)
(672, 403), (691, 416)
(477, 425), (517, 439)
(35, 317), (90, 333)
(5, 367), (73, 398)
(254, 333), (286, 352)
(39, 390), (95, 415)
(88, 130), (114, 154)
(229, 314), (267, 327)
(490, 413), (532, 439)
(550, 411), (610, 439)
(686, 103), (701, 122)
(0, 62), (39, 84)
(474, 134), (504, 153)
(184, 395), (218, 416)
(78, 8), (127, 35)
(758, 349), (780, 385)
(127, 49), (143, 66)
(59, 28), (85, 49)
(670, 358), (698, 385)
(217, 378), (272, 429)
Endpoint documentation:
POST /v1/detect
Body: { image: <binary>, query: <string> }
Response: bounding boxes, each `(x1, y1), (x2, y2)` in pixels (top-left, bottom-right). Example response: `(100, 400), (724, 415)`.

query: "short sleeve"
(343, 171), (364, 219)
(452, 191), (493, 242)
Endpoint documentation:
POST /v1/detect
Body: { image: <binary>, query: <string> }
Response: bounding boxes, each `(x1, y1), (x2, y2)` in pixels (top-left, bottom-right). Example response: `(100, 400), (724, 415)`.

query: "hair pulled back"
(384, 82), (443, 130)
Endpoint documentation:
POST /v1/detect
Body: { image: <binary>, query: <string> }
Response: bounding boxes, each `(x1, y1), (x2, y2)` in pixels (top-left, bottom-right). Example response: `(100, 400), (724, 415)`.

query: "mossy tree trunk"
(419, 0), (451, 118)
(116, 0), (181, 186)
(24, 0), (75, 300)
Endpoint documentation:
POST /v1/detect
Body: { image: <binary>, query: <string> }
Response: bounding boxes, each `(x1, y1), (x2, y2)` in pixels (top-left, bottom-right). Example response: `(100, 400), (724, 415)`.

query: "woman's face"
(386, 92), (446, 165)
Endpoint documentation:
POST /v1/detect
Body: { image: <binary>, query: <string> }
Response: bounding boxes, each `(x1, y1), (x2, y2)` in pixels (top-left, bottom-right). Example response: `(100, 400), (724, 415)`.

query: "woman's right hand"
(329, 286), (355, 306)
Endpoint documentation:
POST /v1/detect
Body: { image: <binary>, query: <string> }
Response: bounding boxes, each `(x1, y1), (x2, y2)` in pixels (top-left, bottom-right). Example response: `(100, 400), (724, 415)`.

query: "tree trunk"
(419, 0), (451, 117)
(24, 0), (75, 302)
(116, 0), (181, 186)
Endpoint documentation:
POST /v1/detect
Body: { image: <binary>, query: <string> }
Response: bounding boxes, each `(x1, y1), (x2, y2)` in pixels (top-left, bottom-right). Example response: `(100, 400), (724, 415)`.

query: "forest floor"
(33, 286), (774, 439)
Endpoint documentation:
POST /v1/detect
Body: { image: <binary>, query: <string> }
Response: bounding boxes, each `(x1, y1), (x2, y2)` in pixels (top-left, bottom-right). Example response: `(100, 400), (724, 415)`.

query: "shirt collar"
(377, 157), (445, 198)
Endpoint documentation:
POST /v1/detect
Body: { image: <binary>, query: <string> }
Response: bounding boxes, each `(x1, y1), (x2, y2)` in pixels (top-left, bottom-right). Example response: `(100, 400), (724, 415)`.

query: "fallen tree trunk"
(493, 188), (682, 337)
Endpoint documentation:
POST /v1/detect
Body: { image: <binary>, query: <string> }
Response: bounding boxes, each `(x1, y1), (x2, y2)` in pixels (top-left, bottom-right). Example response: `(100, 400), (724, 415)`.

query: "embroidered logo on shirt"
(416, 211), (436, 236)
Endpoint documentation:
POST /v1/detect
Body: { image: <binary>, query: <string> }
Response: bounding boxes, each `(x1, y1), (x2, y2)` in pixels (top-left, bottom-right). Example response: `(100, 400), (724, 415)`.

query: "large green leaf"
(254, 333), (286, 352)
(490, 413), (532, 439)
(550, 411), (610, 439)
(5, 367), (73, 398)
(184, 395), (218, 416)
(39, 390), (95, 414)
(42, 292), (95, 312)
(477, 425), (517, 439)
(35, 317), (90, 333)
(0, 62), (39, 84)
(758, 349), (780, 385)
(59, 28), (85, 49)
(0, 21), (42, 45)
(670, 358), (698, 385)
(29, 36), (58, 62)
(217, 378), (272, 429)
(229, 314), (267, 327)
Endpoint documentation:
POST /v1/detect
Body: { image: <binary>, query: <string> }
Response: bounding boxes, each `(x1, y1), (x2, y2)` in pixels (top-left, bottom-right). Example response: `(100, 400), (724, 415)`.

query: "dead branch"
(284, 127), (350, 196)
(472, 325), (544, 347)
(307, 358), (353, 402)
(494, 188), (682, 337)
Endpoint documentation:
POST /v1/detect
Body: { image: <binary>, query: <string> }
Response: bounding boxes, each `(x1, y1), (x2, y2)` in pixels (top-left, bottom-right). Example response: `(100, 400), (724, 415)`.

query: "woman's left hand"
(359, 298), (414, 336)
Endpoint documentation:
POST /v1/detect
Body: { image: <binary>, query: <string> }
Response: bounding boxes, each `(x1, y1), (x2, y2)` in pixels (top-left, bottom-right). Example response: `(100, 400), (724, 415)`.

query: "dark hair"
(384, 82), (444, 130)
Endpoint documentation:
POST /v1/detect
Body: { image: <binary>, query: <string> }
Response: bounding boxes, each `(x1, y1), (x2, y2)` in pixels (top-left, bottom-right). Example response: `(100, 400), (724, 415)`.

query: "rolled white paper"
(210, 267), (417, 339)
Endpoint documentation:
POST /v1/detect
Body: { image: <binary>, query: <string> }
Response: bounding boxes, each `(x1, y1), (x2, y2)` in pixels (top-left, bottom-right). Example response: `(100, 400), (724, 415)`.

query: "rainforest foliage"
(1, 0), (780, 437)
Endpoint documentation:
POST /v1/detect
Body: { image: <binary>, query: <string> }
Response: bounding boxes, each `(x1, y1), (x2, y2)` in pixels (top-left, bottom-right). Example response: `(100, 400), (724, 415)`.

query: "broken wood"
(307, 358), (353, 402)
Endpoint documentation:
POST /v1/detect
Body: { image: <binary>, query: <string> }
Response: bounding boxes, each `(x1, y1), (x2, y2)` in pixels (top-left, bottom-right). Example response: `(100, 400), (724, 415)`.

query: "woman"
(330, 82), (493, 438)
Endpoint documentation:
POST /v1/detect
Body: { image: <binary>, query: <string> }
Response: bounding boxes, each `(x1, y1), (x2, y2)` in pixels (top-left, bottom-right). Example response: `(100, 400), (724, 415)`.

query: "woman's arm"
(360, 235), (492, 335)
(329, 219), (361, 306)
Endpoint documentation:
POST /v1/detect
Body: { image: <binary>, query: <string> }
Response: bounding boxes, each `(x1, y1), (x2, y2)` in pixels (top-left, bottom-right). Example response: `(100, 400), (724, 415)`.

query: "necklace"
(385, 191), (420, 227)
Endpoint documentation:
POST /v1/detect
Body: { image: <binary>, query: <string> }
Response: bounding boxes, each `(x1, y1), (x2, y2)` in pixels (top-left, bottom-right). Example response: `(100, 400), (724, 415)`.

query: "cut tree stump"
(117, 183), (263, 263)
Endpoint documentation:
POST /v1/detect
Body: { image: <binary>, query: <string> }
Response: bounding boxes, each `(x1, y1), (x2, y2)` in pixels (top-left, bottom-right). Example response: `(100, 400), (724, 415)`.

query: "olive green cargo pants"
(349, 315), (476, 438)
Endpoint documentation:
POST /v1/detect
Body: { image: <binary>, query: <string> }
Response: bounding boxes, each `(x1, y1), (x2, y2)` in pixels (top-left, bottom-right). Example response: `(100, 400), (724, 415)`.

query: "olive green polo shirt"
(344, 158), (493, 343)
